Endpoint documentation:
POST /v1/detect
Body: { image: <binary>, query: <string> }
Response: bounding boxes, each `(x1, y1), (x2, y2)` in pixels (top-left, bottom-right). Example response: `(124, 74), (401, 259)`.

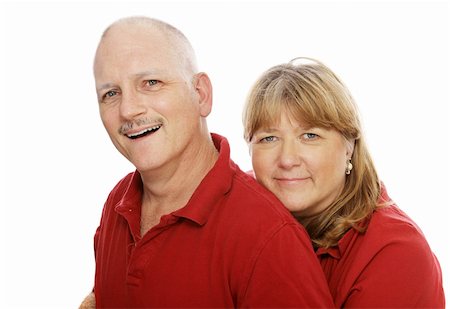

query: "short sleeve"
(344, 223), (445, 308)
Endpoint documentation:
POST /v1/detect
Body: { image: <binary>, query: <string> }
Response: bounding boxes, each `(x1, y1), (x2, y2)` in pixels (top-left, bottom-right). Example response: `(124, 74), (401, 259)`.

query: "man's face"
(93, 25), (203, 174)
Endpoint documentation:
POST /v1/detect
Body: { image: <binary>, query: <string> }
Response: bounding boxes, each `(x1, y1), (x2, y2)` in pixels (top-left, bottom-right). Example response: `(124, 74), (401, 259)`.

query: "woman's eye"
(303, 133), (318, 140)
(260, 136), (277, 143)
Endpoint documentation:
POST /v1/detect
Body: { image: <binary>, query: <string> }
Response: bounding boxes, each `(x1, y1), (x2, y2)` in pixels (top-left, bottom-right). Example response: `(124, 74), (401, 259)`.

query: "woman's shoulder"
(368, 184), (425, 238)
(355, 183), (433, 256)
(362, 203), (436, 262)
(370, 204), (423, 236)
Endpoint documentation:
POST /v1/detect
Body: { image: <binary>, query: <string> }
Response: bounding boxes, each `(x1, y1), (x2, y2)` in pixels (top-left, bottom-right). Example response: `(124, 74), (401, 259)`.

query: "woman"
(243, 57), (445, 308)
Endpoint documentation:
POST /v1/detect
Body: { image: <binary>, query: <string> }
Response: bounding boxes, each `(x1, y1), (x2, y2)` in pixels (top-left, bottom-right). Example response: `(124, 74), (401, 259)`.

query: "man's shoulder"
(232, 169), (273, 199)
(227, 168), (296, 223)
(214, 167), (311, 255)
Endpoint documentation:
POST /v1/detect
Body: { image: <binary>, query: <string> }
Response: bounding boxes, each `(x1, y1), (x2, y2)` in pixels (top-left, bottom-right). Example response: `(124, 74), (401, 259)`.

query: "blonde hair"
(243, 57), (389, 249)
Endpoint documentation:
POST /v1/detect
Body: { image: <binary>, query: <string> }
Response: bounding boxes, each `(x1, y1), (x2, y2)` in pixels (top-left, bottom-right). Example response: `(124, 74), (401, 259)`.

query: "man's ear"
(193, 72), (213, 117)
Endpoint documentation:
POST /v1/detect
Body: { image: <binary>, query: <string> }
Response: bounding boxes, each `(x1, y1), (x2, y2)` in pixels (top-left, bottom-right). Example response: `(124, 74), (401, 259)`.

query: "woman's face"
(250, 110), (352, 217)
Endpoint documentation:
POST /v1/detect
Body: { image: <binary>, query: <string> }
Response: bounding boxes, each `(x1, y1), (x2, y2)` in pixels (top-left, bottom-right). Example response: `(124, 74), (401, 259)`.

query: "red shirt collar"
(316, 227), (356, 259)
(114, 133), (234, 227)
(173, 133), (234, 225)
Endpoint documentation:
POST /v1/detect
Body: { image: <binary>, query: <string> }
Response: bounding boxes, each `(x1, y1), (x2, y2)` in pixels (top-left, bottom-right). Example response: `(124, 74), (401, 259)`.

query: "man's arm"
(79, 292), (95, 309)
(240, 223), (334, 307)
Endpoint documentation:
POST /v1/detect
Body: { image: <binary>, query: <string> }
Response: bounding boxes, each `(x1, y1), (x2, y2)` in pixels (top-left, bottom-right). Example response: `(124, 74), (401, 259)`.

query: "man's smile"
(125, 124), (162, 139)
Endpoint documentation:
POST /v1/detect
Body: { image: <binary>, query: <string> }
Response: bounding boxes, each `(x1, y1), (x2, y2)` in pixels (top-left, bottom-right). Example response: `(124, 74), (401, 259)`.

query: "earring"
(345, 159), (353, 175)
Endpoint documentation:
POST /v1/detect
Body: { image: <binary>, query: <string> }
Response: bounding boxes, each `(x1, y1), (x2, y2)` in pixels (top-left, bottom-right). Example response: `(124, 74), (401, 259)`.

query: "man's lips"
(124, 124), (162, 139)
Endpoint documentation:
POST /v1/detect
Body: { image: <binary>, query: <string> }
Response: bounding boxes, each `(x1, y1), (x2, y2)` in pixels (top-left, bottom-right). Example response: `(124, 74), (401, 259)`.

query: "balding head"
(95, 16), (198, 80)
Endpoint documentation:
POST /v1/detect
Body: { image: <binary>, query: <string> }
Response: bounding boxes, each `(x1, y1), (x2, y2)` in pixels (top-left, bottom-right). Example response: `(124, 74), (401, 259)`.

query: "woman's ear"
(193, 72), (213, 117)
(346, 139), (355, 159)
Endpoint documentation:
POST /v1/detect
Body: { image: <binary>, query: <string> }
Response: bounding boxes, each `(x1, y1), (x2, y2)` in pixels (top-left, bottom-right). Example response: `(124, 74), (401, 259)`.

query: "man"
(80, 16), (333, 308)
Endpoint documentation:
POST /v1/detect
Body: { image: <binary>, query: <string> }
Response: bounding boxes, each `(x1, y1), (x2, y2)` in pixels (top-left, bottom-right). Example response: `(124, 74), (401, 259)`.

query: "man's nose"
(119, 91), (147, 120)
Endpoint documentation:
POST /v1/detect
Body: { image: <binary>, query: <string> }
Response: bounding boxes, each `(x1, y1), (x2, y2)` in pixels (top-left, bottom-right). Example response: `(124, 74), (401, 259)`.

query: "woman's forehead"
(256, 108), (313, 130)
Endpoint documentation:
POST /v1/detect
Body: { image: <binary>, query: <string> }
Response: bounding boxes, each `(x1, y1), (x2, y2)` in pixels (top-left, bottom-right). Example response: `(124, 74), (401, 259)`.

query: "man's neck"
(138, 137), (219, 235)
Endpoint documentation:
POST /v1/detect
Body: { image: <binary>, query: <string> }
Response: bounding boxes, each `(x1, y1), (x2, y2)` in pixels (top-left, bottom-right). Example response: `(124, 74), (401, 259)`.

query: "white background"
(1, 0), (448, 307)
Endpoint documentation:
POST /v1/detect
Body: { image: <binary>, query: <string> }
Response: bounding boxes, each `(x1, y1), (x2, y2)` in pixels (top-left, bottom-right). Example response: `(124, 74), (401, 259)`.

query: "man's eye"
(143, 80), (162, 91)
(146, 80), (158, 86)
(101, 90), (118, 102)
(104, 90), (117, 98)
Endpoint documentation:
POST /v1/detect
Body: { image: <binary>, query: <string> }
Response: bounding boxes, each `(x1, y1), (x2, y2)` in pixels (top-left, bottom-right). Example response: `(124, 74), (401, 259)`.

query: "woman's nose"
(278, 140), (301, 169)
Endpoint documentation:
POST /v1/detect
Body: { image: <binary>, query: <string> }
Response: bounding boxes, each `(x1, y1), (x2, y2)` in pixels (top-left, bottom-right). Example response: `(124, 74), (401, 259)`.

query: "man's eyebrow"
(132, 70), (161, 78)
(96, 70), (164, 92)
(96, 83), (116, 93)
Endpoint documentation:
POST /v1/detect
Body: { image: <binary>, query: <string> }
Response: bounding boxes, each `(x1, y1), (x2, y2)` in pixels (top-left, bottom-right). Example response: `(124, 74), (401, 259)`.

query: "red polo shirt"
(93, 134), (334, 308)
(317, 188), (445, 308)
